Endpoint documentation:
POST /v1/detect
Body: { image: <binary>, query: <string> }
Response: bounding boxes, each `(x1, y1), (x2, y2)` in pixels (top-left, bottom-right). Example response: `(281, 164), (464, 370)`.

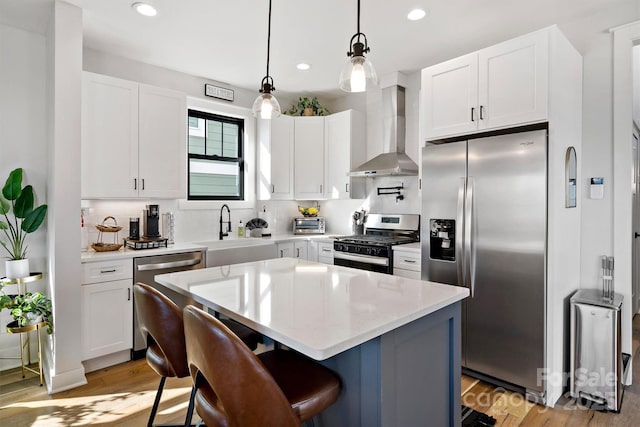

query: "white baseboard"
(46, 364), (87, 394)
(82, 349), (131, 373)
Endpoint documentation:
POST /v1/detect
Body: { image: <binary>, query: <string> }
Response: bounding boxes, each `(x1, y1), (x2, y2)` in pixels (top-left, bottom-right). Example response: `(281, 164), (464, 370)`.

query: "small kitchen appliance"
(162, 212), (175, 244)
(293, 216), (326, 235)
(129, 217), (140, 240)
(333, 213), (419, 274)
(143, 204), (161, 238)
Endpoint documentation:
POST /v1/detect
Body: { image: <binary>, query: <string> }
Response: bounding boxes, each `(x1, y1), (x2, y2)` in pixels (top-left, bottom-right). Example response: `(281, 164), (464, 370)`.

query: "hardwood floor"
(1, 316), (640, 426)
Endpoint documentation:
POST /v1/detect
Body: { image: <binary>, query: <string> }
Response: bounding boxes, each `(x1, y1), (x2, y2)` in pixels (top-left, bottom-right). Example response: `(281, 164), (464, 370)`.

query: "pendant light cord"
(356, 0), (360, 43)
(266, 0), (272, 78)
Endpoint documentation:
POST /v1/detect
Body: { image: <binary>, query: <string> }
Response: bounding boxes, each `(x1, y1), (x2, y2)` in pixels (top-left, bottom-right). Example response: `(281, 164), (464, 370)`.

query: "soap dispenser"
(237, 220), (245, 238)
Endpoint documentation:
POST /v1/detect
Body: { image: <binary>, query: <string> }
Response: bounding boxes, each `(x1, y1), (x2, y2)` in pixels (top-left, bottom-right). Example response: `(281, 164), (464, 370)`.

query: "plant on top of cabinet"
(284, 96), (330, 116)
(0, 168), (48, 279)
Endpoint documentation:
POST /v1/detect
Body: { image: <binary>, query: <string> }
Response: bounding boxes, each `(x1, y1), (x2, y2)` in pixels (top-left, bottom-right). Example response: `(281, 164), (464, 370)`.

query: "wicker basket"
(91, 216), (123, 252)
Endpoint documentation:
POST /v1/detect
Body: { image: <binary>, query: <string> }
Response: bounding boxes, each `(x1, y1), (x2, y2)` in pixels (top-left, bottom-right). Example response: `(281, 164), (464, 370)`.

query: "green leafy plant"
(2, 291), (53, 334)
(284, 96), (330, 116)
(0, 168), (48, 260)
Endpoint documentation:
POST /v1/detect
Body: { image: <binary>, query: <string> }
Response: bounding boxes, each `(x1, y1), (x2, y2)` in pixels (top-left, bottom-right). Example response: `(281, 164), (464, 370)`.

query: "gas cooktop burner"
(337, 234), (417, 246)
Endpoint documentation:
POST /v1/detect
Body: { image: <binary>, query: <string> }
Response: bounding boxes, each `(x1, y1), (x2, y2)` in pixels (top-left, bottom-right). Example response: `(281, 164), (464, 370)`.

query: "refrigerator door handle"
(465, 177), (475, 297)
(456, 178), (465, 287)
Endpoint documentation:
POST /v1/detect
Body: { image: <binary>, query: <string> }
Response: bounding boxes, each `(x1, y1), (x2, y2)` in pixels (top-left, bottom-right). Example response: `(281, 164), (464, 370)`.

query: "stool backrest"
(133, 283), (189, 378)
(183, 305), (299, 427)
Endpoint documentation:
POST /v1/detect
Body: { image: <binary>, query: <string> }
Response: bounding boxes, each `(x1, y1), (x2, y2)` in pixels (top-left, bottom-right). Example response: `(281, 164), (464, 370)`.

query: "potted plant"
(0, 288), (53, 334)
(0, 168), (48, 279)
(284, 97), (330, 116)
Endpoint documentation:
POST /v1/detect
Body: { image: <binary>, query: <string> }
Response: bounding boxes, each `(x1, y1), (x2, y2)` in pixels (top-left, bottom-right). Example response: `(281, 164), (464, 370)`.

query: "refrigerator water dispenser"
(429, 219), (455, 261)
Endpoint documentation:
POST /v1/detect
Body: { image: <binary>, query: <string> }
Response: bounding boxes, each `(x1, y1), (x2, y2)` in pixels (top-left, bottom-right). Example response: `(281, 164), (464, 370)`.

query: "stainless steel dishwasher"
(132, 251), (205, 359)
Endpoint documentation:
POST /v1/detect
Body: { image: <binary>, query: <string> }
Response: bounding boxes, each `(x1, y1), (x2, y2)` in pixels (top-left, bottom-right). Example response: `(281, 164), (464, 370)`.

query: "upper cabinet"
(294, 117), (325, 200)
(257, 115), (295, 200)
(82, 72), (187, 199)
(324, 110), (366, 200)
(421, 28), (548, 140)
(257, 110), (365, 201)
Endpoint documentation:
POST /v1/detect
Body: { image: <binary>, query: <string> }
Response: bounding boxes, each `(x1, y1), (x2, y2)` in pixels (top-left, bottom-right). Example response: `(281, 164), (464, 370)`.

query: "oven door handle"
(333, 251), (390, 266)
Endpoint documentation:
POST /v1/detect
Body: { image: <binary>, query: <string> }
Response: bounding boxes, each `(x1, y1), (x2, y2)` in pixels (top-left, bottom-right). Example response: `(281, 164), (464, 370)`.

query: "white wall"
(0, 23), (49, 370)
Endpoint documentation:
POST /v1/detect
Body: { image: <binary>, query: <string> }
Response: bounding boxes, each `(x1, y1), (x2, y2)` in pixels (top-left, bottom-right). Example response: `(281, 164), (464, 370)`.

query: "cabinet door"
(81, 279), (133, 360)
(478, 29), (548, 130)
(277, 242), (294, 258)
(294, 241), (308, 260)
(82, 72), (139, 198)
(317, 242), (334, 265)
(258, 116), (294, 200)
(421, 53), (478, 140)
(324, 110), (366, 199)
(294, 117), (325, 199)
(138, 84), (187, 199)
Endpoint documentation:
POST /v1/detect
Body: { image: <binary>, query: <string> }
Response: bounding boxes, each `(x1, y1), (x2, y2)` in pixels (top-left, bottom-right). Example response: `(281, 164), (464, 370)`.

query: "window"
(187, 109), (244, 200)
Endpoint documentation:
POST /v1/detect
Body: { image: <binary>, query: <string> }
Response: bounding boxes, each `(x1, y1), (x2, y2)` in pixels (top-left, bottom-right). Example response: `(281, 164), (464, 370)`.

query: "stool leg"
(148, 376), (167, 427)
(184, 385), (196, 427)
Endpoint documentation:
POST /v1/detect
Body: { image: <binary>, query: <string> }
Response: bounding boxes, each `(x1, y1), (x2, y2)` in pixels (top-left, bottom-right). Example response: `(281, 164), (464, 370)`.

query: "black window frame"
(187, 109), (245, 201)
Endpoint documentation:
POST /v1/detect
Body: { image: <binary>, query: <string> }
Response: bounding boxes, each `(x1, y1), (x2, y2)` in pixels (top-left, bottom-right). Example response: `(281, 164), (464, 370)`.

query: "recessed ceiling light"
(297, 63), (311, 71)
(407, 8), (427, 21)
(132, 2), (158, 17)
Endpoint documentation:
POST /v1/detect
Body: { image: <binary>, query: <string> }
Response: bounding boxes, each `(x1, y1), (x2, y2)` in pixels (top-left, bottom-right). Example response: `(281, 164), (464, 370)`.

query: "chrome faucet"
(219, 204), (231, 240)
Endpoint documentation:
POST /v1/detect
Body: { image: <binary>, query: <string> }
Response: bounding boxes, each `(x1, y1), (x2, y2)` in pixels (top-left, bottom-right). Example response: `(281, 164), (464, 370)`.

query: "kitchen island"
(155, 257), (469, 427)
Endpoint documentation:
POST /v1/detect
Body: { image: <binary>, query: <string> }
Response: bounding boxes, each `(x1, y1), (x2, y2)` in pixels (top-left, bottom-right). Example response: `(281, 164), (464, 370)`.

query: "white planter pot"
(5, 259), (30, 279)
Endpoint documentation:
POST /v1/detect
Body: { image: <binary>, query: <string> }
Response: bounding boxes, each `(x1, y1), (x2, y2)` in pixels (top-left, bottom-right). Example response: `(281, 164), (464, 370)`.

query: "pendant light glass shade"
(339, 0), (378, 93)
(339, 53), (378, 93)
(252, 0), (280, 119)
(252, 90), (281, 119)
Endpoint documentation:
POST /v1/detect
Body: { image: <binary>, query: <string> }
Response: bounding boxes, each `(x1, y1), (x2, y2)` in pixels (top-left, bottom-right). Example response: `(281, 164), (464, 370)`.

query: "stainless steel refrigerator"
(421, 128), (547, 400)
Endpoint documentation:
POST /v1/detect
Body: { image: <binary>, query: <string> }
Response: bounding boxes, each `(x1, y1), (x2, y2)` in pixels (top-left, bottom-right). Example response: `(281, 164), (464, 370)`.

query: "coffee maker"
(142, 204), (161, 239)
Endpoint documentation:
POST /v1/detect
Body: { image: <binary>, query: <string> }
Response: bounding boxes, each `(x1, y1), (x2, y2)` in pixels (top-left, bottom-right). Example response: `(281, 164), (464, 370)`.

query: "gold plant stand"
(1, 272), (45, 386)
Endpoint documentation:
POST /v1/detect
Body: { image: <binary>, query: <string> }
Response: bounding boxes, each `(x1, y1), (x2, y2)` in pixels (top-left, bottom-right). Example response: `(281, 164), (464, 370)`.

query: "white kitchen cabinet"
(257, 115), (294, 200)
(81, 259), (133, 361)
(294, 240), (308, 260)
(393, 247), (421, 279)
(421, 27), (548, 140)
(294, 117), (325, 200)
(276, 240), (308, 259)
(82, 72), (187, 199)
(276, 241), (294, 258)
(138, 84), (187, 199)
(317, 241), (334, 265)
(324, 110), (366, 199)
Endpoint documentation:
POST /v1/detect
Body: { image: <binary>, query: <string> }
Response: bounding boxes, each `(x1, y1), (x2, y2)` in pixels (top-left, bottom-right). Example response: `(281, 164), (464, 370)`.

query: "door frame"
(611, 20), (640, 385)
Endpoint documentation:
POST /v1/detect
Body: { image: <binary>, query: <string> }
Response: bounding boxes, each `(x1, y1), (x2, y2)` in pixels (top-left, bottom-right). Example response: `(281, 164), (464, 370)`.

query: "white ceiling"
(0, 0), (631, 98)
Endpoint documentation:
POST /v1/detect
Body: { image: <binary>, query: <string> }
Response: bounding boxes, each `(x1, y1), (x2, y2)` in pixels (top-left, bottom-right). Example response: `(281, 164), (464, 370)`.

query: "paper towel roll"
(259, 206), (272, 236)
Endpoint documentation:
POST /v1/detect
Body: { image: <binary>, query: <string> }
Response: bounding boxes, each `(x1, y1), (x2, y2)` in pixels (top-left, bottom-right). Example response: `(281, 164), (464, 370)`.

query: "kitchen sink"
(195, 238), (277, 267)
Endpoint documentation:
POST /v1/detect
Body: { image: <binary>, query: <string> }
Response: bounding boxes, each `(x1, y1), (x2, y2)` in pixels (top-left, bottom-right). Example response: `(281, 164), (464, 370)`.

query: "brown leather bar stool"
(133, 283), (260, 427)
(183, 305), (341, 427)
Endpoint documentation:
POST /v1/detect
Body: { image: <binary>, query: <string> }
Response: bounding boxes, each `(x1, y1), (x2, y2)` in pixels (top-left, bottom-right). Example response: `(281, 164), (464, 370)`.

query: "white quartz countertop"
(155, 257), (468, 360)
(81, 242), (207, 262)
(392, 242), (421, 252)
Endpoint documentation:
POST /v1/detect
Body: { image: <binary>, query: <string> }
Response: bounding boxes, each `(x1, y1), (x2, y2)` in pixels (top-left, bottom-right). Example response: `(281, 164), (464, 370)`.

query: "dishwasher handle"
(137, 258), (201, 271)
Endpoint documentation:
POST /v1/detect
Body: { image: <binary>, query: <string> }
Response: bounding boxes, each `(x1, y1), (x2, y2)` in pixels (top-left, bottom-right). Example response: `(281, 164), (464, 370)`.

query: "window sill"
(178, 199), (256, 211)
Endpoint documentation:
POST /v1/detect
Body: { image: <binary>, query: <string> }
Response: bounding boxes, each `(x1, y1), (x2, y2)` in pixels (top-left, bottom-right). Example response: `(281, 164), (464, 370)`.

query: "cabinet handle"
(346, 183), (349, 193)
(280, 250), (284, 257)
(322, 248), (332, 253)
(142, 178), (145, 190)
(471, 107), (475, 122)
(403, 259), (417, 264)
(271, 184), (275, 194)
(127, 288), (131, 301)
(296, 248), (300, 258)
(100, 269), (116, 274)
(480, 105), (485, 120)
(134, 178), (137, 190)
(320, 184), (323, 193)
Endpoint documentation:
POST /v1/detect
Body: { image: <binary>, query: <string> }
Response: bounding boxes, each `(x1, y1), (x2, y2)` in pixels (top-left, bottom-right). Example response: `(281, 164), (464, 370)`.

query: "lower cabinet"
(81, 259), (133, 362)
(276, 240), (309, 259)
(393, 249), (421, 279)
(317, 241), (334, 265)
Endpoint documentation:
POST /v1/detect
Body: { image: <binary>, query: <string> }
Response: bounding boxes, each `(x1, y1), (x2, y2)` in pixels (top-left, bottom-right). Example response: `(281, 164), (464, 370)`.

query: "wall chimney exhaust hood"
(348, 84), (419, 177)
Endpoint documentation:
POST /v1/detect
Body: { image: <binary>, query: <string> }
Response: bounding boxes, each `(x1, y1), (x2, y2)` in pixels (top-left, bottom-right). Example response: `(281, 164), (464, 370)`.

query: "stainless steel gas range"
(333, 214), (420, 274)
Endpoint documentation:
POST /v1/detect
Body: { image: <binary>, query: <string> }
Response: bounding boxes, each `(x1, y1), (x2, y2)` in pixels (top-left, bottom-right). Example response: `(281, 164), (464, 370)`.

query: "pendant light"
(339, 0), (378, 93)
(252, 0), (281, 119)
